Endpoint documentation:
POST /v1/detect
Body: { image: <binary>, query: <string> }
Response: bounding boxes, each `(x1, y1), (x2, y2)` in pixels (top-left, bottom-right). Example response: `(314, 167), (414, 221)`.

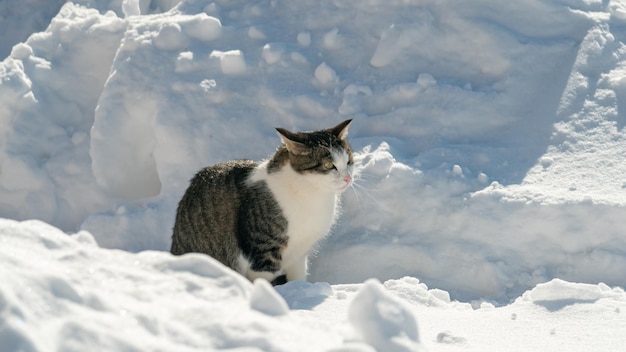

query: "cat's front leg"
(271, 274), (287, 285)
(284, 255), (308, 282)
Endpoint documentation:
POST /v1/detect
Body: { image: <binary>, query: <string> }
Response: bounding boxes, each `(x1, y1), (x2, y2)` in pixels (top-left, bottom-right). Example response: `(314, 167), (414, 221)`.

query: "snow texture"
(2, 0), (626, 350)
(348, 279), (424, 352)
(2, 219), (625, 351)
(250, 278), (290, 316)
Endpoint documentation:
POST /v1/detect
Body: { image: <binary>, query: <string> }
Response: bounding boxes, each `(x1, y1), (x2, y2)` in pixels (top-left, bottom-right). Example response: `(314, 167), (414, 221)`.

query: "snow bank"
(0, 3), (126, 230)
(2, 0), (626, 303)
(0, 219), (448, 351)
(0, 218), (351, 351)
(2, 219), (626, 351)
(311, 143), (626, 301)
(0, 218), (251, 350)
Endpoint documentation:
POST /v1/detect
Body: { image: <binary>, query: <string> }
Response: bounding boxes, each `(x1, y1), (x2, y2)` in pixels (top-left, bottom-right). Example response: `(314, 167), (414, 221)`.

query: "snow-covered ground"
(3, 218), (625, 351)
(2, 0), (626, 350)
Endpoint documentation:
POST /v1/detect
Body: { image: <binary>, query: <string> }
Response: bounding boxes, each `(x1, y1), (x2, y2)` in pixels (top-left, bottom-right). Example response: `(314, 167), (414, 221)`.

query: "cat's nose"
(343, 175), (352, 184)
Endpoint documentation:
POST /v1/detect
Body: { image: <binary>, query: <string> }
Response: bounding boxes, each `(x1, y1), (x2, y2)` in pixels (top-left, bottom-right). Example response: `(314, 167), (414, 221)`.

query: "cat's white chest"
(249, 162), (338, 269)
(273, 181), (337, 257)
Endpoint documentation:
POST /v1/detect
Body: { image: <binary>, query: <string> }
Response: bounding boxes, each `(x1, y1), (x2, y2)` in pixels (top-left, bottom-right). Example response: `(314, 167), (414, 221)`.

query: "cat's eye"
(323, 161), (335, 170)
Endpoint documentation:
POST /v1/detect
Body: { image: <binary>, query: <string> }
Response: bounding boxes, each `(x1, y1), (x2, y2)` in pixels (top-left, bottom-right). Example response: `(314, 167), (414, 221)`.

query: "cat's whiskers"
(347, 182), (363, 209)
(344, 169), (381, 210)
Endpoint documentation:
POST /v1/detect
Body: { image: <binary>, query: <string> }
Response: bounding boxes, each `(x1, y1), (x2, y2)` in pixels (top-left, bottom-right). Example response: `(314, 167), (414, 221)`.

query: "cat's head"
(274, 119), (354, 192)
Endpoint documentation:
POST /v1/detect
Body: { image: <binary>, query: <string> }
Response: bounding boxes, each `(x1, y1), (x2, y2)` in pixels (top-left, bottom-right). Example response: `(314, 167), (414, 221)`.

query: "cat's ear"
(331, 119), (352, 140)
(276, 128), (310, 155)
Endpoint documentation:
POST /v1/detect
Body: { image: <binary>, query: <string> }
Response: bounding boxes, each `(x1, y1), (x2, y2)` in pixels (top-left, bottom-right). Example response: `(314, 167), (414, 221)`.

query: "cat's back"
(193, 159), (256, 184)
(182, 159), (257, 202)
(171, 160), (257, 262)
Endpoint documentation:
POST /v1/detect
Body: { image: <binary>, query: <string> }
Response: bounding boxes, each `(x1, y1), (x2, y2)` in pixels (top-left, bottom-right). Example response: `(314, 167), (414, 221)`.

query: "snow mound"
(348, 279), (424, 352)
(526, 278), (626, 306)
(250, 279), (290, 316)
(384, 277), (451, 308)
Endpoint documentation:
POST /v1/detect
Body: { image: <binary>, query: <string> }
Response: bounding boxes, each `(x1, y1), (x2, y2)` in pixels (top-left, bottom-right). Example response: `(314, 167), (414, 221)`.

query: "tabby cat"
(171, 119), (353, 285)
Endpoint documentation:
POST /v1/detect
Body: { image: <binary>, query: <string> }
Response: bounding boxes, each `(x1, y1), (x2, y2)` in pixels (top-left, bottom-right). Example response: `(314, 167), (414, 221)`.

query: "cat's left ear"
(276, 128), (310, 155)
(331, 119), (352, 140)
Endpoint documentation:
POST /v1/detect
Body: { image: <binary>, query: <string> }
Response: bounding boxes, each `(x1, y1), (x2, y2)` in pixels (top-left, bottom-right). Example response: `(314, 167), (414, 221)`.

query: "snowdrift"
(0, 218), (431, 351)
(1, 0), (626, 308)
(2, 218), (625, 351)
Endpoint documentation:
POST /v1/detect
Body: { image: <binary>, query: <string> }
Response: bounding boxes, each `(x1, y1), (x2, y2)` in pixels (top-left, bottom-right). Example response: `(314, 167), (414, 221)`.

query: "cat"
(171, 119), (354, 285)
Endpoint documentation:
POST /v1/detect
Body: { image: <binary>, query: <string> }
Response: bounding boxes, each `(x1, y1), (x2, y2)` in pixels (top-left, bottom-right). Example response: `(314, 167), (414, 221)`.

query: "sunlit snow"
(2, 0), (626, 351)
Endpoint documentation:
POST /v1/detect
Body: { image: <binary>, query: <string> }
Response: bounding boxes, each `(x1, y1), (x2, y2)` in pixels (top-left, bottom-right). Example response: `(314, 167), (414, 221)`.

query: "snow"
(3, 219), (625, 351)
(250, 279), (290, 317)
(2, 0), (626, 350)
(348, 279), (424, 352)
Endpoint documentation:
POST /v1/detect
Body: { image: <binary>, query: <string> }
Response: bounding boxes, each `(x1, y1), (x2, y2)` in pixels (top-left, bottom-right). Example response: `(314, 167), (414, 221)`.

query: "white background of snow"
(2, 0), (626, 350)
(2, 218), (625, 351)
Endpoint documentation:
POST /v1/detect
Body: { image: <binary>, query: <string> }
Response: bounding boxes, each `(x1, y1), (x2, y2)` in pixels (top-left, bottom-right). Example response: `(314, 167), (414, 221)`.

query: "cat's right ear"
(331, 119), (352, 140)
(276, 128), (310, 155)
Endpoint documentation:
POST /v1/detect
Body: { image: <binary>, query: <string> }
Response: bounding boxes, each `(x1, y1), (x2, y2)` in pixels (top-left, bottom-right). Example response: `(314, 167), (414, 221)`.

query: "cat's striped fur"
(171, 120), (353, 285)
